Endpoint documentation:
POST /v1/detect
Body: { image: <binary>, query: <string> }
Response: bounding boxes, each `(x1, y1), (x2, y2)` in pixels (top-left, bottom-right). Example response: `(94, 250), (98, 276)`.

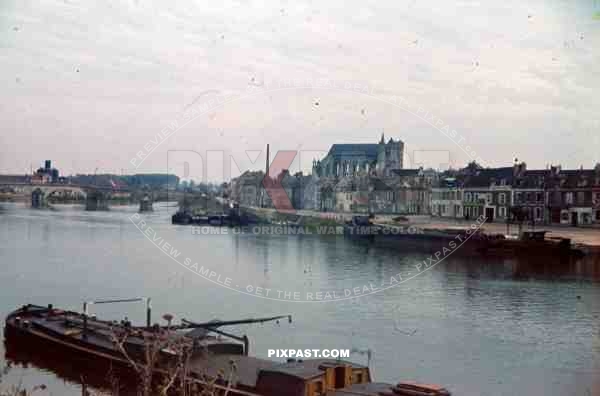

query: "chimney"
(265, 144), (270, 178)
(513, 161), (526, 177)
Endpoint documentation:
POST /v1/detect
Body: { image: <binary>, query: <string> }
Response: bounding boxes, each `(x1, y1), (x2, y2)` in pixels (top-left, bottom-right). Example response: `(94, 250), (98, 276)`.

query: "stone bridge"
(0, 182), (131, 210)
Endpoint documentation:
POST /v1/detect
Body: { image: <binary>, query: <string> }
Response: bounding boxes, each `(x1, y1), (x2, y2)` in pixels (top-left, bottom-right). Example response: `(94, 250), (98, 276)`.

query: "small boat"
(476, 230), (584, 257)
(343, 215), (382, 240)
(5, 299), (451, 396)
(208, 214), (230, 226)
(172, 211), (192, 225)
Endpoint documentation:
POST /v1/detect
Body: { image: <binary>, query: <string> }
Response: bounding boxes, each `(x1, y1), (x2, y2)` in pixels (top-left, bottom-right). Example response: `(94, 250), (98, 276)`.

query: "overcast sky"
(1, 0), (598, 181)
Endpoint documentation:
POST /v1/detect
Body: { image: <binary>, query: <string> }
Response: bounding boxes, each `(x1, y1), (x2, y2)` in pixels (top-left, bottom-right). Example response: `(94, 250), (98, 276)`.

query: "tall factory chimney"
(265, 144), (270, 178)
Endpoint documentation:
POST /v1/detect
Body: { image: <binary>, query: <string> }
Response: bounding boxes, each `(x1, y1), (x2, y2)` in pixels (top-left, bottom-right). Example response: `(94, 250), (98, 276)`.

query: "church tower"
(377, 135), (404, 176)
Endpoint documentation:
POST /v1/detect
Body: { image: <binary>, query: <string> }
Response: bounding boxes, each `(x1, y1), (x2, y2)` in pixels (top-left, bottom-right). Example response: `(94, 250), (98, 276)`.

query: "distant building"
(334, 176), (370, 213)
(31, 173), (51, 184)
(512, 165), (547, 224)
(431, 177), (463, 218)
(462, 166), (514, 222)
(34, 160), (59, 183)
(545, 165), (599, 226)
(230, 170), (266, 207)
(312, 134), (404, 178)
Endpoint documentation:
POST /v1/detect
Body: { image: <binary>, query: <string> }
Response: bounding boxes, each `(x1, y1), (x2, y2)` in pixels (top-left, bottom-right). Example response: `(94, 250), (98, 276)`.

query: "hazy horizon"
(1, 0), (599, 182)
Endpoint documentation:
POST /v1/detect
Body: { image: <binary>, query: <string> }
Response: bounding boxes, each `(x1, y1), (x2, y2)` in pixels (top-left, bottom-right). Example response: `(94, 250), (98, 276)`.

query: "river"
(1, 202), (599, 396)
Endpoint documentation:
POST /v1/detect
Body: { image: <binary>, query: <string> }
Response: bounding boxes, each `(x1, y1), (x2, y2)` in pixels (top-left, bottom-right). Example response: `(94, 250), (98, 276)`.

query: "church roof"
(327, 144), (379, 162)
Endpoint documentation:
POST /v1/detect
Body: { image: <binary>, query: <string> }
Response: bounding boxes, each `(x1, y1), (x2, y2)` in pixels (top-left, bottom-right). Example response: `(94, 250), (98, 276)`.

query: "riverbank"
(378, 216), (600, 248)
(242, 206), (600, 248)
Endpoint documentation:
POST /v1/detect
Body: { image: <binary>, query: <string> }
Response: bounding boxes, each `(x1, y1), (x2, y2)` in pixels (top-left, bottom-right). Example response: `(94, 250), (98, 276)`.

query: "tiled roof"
(463, 167), (514, 188)
(547, 169), (598, 188)
(514, 170), (549, 188)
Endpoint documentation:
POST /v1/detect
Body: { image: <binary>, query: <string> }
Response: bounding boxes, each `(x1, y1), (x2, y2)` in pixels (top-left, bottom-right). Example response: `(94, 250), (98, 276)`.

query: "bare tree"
(107, 326), (235, 396)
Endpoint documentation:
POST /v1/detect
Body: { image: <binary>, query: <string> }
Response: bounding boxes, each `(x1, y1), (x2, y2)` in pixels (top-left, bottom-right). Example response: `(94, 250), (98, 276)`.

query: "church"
(312, 134), (404, 178)
(230, 134), (433, 215)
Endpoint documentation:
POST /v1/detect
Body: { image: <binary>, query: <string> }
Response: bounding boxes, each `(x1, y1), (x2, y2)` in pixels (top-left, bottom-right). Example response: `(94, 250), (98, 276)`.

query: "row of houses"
(432, 162), (600, 226)
(229, 167), (436, 216)
(230, 161), (600, 226)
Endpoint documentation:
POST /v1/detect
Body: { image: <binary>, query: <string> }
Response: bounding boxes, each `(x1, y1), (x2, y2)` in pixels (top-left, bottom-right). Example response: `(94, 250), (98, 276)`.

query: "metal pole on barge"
(243, 334), (249, 356)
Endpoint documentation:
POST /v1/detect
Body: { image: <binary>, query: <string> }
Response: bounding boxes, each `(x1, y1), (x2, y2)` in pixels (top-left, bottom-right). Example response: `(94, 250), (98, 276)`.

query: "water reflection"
(4, 328), (138, 396)
(1, 203), (599, 396)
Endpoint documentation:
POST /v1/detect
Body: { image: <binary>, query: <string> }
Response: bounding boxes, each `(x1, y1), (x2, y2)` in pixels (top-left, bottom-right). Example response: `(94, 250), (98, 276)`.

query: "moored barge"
(5, 300), (451, 396)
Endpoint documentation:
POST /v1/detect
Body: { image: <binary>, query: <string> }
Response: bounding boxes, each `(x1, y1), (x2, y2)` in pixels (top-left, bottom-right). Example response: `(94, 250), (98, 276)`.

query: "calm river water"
(1, 202), (599, 396)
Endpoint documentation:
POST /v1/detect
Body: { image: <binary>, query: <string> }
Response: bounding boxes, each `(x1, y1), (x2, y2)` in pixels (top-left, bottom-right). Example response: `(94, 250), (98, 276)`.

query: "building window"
(499, 207), (506, 218)
(465, 192), (472, 202)
(565, 192), (573, 205)
(486, 193), (492, 204)
(515, 192), (522, 203)
(535, 207), (543, 220)
(583, 212), (591, 224)
(577, 191), (585, 205)
(499, 193), (506, 205)
(536, 192), (543, 202)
